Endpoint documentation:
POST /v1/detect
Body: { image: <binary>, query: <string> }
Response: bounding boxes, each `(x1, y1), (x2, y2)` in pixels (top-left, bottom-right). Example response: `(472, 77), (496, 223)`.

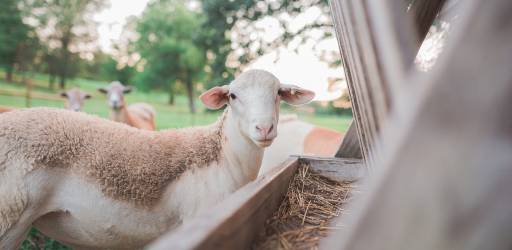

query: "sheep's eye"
(229, 93), (237, 100)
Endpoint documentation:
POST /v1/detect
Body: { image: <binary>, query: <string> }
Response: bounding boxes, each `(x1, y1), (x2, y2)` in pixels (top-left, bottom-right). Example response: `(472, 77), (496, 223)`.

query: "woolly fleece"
(0, 108), (225, 207)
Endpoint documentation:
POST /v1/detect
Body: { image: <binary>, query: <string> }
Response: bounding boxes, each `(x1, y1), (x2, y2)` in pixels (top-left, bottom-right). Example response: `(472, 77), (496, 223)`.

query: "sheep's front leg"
(0, 193), (31, 250)
(0, 214), (33, 250)
(0, 165), (30, 249)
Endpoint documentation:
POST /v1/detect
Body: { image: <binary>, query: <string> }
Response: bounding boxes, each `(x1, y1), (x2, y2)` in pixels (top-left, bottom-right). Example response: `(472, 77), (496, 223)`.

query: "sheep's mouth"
(110, 104), (124, 110)
(254, 139), (274, 147)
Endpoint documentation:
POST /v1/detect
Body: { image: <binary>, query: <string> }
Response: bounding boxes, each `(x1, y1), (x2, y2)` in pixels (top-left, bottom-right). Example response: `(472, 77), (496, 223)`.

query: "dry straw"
(253, 163), (353, 250)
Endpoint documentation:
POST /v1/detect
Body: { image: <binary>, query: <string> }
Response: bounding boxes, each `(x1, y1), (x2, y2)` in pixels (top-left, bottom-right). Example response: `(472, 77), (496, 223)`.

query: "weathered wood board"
(323, 0), (512, 249)
(298, 156), (365, 182)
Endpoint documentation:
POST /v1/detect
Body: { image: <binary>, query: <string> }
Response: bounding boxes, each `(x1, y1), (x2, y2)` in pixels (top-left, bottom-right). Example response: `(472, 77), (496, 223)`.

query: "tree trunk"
(58, 52), (68, 89)
(49, 73), (56, 90)
(59, 35), (70, 90)
(59, 72), (66, 89)
(185, 74), (196, 114)
(5, 66), (13, 82)
(168, 85), (175, 105)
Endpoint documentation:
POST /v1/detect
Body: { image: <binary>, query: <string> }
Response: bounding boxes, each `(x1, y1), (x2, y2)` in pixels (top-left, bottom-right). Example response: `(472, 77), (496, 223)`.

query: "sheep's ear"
(200, 85), (229, 110)
(98, 87), (108, 94)
(123, 86), (133, 94)
(279, 84), (315, 105)
(60, 92), (68, 98)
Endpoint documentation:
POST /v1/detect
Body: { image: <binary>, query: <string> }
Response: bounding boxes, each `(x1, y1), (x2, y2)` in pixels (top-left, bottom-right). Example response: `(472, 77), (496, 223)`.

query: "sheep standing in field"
(259, 116), (344, 175)
(0, 69), (314, 249)
(98, 81), (156, 130)
(60, 88), (92, 112)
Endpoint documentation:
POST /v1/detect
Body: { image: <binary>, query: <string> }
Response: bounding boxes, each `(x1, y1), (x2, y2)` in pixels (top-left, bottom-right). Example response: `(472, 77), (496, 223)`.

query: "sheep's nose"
(255, 124), (274, 139)
(111, 100), (120, 108)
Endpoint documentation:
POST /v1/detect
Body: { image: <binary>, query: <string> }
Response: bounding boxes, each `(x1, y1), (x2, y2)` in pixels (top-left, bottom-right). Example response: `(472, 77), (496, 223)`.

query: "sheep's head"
(98, 81), (132, 110)
(200, 69), (315, 148)
(60, 88), (91, 112)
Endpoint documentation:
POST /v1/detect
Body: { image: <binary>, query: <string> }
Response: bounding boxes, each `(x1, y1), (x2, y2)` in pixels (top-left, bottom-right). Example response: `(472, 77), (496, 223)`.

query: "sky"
(93, 0), (345, 101)
(94, 0), (150, 52)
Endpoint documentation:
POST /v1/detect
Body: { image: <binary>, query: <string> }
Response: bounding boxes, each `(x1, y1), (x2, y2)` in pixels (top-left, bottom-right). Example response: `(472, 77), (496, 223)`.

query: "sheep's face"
(60, 88), (91, 112)
(98, 81), (132, 110)
(200, 69), (315, 148)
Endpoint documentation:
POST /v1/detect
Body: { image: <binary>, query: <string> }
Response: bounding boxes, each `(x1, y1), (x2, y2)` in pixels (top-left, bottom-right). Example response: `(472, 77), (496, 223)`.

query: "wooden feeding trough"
(149, 156), (363, 250)
(150, 0), (512, 249)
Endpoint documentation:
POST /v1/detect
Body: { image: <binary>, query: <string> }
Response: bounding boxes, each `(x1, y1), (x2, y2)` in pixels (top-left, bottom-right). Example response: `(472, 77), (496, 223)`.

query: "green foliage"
(99, 56), (136, 84)
(29, 0), (107, 88)
(20, 228), (71, 250)
(232, 0), (332, 64)
(198, 0), (332, 86)
(134, 1), (206, 111)
(0, 0), (36, 81)
(314, 102), (353, 116)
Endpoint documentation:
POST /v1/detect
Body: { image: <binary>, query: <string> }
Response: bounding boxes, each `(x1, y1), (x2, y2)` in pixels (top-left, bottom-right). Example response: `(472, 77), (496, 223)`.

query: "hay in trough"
(252, 162), (353, 250)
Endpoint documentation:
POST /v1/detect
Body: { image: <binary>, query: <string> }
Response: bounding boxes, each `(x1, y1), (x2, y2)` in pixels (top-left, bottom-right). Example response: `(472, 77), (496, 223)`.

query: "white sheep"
(0, 69), (314, 249)
(60, 88), (92, 112)
(98, 81), (157, 130)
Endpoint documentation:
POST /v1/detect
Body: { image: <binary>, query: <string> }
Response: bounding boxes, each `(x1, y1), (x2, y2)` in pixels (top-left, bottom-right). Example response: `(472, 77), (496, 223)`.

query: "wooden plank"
(409, 0), (447, 47)
(365, 0), (418, 93)
(148, 157), (300, 250)
(323, 0), (512, 249)
(335, 121), (362, 159)
(363, 0), (418, 96)
(330, 0), (385, 170)
(348, 0), (391, 122)
(330, 0), (417, 170)
(298, 156), (365, 182)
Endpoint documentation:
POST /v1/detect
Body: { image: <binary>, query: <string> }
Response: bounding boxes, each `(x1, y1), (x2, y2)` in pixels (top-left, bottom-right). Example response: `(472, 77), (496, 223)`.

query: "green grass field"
(0, 73), (352, 132)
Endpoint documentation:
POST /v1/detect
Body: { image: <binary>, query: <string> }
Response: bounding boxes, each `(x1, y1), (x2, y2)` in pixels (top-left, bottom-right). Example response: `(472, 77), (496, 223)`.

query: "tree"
(199, 0), (257, 86)
(31, 0), (106, 89)
(0, 0), (33, 82)
(101, 56), (136, 84)
(199, 0), (332, 86)
(134, 1), (206, 113)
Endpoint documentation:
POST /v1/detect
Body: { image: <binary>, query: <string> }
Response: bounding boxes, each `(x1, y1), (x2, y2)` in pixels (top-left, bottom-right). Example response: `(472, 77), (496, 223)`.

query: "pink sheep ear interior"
(200, 85), (230, 110)
(279, 84), (315, 105)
